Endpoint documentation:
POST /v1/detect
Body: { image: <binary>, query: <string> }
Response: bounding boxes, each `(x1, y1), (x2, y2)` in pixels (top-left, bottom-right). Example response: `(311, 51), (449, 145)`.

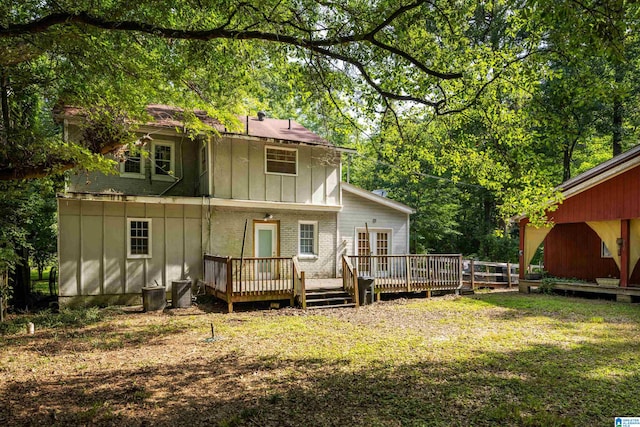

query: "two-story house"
(57, 105), (414, 307)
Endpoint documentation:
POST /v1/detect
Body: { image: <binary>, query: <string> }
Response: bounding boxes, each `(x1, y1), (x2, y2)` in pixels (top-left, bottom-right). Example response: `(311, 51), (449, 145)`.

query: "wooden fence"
(347, 254), (463, 296)
(462, 260), (543, 289)
(203, 255), (305, 312)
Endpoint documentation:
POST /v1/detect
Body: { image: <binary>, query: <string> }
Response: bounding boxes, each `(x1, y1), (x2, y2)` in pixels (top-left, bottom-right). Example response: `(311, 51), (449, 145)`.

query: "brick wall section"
(207, 207), (337, 278)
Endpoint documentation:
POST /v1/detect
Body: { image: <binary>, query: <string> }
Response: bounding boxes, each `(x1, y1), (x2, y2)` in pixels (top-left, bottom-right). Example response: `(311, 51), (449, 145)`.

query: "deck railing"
(348, 254), (463, 293)
(203, 255), (229, 293)
(342, 255), (359, 306)
(229, 257), (294, 294)
(462, 260), (544, 288)
(203, 254), (299, 312)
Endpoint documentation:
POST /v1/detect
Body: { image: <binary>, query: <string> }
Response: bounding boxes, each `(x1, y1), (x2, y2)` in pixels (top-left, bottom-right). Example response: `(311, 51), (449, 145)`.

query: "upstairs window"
(127, 218), (152, 258)
(265, 146), (297, 175)
(120, 149), (145, 178)
(152, 141), (175, 181)
(200, 142), (207, 174)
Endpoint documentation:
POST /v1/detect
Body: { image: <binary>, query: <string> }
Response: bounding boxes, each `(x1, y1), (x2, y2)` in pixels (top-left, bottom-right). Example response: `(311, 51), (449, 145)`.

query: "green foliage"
(1, 0), (640, 268)
(539, 278), (556, 295)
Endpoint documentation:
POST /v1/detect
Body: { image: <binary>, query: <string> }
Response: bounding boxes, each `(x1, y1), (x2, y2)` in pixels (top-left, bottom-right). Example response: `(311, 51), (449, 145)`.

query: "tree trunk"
(562, 148), (571, 182)
(10, 247), (31, 311)
(613, 98), (623, 156)
(0, 68), (10, 141)
(612, 60), (624, 156)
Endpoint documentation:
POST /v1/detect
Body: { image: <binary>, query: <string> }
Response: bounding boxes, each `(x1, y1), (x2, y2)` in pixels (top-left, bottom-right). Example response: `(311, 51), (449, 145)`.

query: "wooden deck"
(202, 255), (305, 312)
(346, 254), (463, 300)
(519, 279), (640, 302)
(203, 254), (465, 312)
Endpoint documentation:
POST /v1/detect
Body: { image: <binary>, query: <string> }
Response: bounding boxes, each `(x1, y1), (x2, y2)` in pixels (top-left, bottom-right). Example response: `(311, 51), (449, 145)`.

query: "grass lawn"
(1, 291), (639, 426)
(30, 268), (56, 296)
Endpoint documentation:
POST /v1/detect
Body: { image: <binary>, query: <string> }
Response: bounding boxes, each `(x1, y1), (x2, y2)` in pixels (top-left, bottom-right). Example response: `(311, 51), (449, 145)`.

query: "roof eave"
(341, 182), (415, 214)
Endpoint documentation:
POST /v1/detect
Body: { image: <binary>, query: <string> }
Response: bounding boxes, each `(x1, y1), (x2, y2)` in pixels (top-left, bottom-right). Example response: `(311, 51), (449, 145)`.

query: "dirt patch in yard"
(2, 293), (640, 426)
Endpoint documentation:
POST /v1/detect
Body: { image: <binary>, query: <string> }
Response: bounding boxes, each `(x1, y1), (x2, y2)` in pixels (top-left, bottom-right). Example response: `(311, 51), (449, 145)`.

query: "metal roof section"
(341, 182), (415, 214)
(559, 144), (640, 199)
(235, 115), (331, 146)
(59, 104), (358, 150)
(515, 144), (640, 222)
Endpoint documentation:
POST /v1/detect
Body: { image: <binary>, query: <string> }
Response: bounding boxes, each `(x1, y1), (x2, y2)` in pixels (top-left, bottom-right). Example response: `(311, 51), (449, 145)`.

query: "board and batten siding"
(58, 198), (203, 306)
(65, 124), (201, 197)
(338, 190), (410, 257)
(211, 136), (340, 205)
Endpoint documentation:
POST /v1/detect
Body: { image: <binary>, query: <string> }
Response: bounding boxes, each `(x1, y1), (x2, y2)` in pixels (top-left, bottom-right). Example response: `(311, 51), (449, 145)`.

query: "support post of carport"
(621, 219), (630, 288)
(518, 220), (526, 280)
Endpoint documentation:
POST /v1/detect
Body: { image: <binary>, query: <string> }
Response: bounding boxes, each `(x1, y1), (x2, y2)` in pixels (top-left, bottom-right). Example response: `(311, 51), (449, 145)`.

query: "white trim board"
(341, 182), (415, 214)
(59, 192), (342, 212)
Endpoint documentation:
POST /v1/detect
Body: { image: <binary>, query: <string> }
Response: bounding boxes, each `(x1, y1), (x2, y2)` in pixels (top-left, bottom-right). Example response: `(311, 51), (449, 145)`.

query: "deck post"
(406, 255), (412, 292)
(226, 257), (233, 313)
(353, 267), (359, 307)
(300, 271), (306, 310)
(621, 219), (630, 288)
(507, 262), (512, 288)
(470, 259), (475, 289)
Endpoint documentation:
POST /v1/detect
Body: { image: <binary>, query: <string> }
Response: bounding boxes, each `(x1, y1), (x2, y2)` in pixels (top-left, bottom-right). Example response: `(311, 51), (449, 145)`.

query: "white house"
(57, 105), (414, 307)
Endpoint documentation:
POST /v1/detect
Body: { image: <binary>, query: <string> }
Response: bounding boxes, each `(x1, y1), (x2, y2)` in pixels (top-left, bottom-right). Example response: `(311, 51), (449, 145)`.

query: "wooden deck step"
(307, 302), (357, 310)
(459, 288), (475, 295)
(304, 288), (355, 309)
(306, 291), (351, 298)
(306, 296), (352, 304)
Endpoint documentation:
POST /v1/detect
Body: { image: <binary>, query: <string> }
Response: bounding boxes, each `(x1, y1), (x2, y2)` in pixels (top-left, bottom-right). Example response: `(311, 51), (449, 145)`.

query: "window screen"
(266, 147), (297, 175)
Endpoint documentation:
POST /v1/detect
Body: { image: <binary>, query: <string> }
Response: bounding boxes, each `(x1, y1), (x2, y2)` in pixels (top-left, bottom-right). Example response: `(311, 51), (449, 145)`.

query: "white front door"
(254, 223), (278, 278)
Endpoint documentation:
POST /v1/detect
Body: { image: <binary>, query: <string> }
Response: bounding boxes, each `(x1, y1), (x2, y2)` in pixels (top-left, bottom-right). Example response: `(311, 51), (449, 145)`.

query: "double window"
(265, 146), (297, 175)
(127, 218), (152, 258)
(298, 221), (318, 257)
(119, 140), (175, 181)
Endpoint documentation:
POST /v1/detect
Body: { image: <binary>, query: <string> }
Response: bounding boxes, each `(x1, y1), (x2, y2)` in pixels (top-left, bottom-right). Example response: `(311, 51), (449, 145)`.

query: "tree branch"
(0, 9), (462, 81)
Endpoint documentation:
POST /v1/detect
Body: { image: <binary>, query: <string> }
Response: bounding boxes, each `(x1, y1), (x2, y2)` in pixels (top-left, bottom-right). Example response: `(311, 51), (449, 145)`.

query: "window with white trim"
(152, 141), (175, 181)
(199, 142), (207, 174)
(265, 146), (297, 175)
(119, 149), (145, 179)
(127, 218), (152, 258)
(298, 221), (318, 257)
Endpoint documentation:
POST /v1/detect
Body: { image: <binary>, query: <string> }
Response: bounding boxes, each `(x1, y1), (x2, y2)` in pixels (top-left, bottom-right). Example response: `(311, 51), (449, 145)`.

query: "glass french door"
(356, 230), (390, 275)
